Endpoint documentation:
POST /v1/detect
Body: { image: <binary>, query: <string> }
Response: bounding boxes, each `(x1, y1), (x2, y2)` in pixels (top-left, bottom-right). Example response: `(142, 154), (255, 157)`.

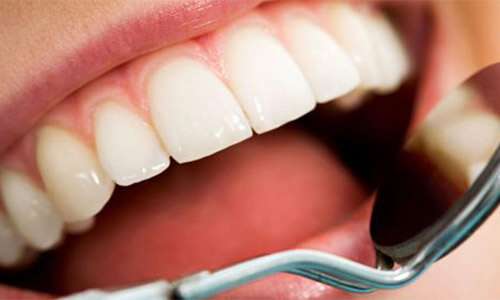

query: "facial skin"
(1, 1), (500, 299)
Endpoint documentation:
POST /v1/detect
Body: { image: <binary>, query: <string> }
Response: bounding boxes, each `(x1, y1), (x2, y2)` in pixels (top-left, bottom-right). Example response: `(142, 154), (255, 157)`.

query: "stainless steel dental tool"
(61, 63), (500, 300)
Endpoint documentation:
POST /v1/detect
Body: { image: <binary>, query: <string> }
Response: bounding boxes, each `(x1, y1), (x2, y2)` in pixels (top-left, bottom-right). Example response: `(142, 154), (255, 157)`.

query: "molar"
(0, 211), (26, 267)
(94, 101), (170, 185)
(224, 25), (316, 133)
(36, 126), (115, 222)
(0, 168), (63, 250)
(282, 14), (360, 103)
(148, 57), (252, 163)
(412, 111), (500, 189)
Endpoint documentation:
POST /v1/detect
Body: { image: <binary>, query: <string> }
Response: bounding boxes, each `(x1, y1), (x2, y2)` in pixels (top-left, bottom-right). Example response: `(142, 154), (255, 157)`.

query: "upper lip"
(0, 0), (261, 156)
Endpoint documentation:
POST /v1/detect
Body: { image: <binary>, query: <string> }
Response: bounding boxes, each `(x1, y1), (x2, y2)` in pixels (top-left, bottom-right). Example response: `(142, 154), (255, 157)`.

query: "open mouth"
(0, 1), (469, 299)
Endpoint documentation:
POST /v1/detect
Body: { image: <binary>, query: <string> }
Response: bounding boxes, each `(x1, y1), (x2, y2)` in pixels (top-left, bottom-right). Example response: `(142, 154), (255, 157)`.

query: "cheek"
(456, 2), (500, 69)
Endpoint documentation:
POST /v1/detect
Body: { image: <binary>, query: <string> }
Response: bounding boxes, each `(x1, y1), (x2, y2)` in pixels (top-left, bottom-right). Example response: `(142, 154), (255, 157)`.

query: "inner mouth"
(0, 1), (431, 299)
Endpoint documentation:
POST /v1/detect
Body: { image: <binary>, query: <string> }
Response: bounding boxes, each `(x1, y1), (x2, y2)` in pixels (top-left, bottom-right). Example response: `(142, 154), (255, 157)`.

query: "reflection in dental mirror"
(371, 64), (500, 262)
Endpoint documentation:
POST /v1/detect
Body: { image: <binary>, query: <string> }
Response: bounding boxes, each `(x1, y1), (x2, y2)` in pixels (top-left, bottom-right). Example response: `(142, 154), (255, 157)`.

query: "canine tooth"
(0, 212), (26, 267)
(36, 126), (114, 222)
(283, 16), (360, 103)
(225, 26), (315, 133)
(149, 58), (252, 163)
(0, 168), (63, 250)
(65, 217), (95, 234)
(325, 3), (383, 89)
(417, 111), (500, 189)
(368, 13), (410, 93)
(94, 102), (170, 185)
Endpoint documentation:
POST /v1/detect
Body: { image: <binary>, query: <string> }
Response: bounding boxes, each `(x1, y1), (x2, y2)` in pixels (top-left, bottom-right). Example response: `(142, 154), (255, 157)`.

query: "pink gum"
(0, 1), (370, 185)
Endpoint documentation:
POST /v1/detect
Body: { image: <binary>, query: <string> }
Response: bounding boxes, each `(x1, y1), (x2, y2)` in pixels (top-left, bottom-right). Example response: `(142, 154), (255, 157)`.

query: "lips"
(0, 1), (479, 299)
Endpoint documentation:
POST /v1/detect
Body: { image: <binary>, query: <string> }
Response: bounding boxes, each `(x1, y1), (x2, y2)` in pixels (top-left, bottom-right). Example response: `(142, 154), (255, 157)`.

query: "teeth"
(0, 168), (63, 250)
(94, 102), (170, 185)
(324, 3), (383, 89)
(282, 15), (360, 103)
(36, 126), (115, 222)
(0, 212), (26, 267)
(367, 13), (410, 93)
(415, 111), (500, 189)
(225, 26), (316, 133)
(149, 58), (252, 163)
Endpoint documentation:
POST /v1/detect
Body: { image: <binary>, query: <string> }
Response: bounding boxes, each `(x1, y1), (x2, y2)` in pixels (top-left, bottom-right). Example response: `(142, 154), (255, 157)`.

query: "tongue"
(31, 125), (368, 295)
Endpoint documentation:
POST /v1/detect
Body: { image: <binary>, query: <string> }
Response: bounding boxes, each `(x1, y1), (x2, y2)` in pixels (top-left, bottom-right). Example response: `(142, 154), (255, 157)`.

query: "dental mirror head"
(371, 61), (500, 264)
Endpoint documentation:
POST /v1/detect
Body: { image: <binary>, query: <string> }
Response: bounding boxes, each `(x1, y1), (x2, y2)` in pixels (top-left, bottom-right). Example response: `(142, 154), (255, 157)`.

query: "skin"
(1, 1), (500, 299)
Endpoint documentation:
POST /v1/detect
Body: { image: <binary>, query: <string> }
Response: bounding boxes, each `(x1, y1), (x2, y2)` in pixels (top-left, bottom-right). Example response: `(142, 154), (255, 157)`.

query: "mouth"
(0, 1), (464, 299)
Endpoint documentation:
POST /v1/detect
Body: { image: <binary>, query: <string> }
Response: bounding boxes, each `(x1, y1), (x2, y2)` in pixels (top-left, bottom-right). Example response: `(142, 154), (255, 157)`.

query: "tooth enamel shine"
(225, 26), (316, 133)
(95, 102), (170, 186)
(148, 57), (252, 163)
(0, 168), (63, 250)
(283, 16), (360, 103)
(36, 126), (115, 222)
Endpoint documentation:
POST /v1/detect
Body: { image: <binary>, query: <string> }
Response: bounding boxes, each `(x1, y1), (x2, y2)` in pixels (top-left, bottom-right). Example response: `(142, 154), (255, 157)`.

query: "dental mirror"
(371, 61), (500, 264)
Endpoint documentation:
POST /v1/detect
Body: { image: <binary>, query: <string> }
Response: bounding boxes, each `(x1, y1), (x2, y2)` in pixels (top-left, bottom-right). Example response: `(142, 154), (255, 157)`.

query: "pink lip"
(0, 0), (261, 155)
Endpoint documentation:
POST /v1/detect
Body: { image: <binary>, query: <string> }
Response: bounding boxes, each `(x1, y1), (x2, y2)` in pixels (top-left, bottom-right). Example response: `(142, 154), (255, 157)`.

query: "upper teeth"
(0, 1), (410, 264)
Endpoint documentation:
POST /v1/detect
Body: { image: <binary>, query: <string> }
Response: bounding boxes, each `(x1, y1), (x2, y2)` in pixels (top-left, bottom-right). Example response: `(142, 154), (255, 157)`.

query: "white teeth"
(225, 26), (316, 133)
(148, 58), (252, 163)
(94, 102), (170, 185)
(416, 111), (500, 189)
(367, 13), (410, 93)
(0, 212), (26, 267)
(0, 168), (63, 250)
(283, 16), (360, 103)
(325, 3), (383, 89)
(36, 126), (115, 222)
